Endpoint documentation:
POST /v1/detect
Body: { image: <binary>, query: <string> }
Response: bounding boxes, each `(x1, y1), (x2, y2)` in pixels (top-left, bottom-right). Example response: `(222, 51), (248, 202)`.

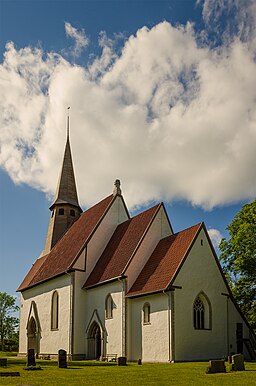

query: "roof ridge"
(68, 194), (116, 269)
(122, 203), (162, 275)
(126, 222), (203, 298)
(167, 222), (203, 288)
(18, 194), (114, 291)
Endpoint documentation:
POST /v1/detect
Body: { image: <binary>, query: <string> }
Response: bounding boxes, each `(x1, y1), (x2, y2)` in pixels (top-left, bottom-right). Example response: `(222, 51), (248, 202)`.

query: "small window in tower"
(58, 208), (64, 215)
(70, 209), (75, 217)
(201, 239), (203, 246)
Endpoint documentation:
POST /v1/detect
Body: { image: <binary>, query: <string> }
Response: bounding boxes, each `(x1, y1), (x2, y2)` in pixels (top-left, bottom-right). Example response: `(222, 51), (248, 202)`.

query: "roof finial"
(113, 179), (121, 196)
(67, 106), (71, 139)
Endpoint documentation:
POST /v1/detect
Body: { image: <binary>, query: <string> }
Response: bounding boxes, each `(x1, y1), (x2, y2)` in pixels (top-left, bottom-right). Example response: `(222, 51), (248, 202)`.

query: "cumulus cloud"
(208, 228), (223, 249)
(65, 22), (89, 57)
(1, 11), (256, 210)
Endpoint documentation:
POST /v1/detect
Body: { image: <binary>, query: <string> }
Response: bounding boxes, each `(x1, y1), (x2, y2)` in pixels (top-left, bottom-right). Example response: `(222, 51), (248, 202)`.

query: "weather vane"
(67, 106), (71, 138)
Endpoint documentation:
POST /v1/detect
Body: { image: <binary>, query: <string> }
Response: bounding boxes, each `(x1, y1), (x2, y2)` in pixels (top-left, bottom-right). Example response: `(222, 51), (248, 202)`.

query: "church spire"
(50, 112), (80, 210)
(42, 110), (82, 255)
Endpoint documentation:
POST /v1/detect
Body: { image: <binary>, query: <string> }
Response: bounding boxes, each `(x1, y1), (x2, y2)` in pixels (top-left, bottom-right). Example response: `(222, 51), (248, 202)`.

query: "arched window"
(58, 208), (64, 215)
(143, 303), (150, 324)
(105, 294), (113, 319)
(193, 293), (212, 330)
(193, 297), (204, 329)
(51, 291), (59, 330)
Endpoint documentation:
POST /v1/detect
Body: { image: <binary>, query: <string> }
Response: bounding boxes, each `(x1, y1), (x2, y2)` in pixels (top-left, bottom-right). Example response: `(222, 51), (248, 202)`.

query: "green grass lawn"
(0, 356), (255, 386)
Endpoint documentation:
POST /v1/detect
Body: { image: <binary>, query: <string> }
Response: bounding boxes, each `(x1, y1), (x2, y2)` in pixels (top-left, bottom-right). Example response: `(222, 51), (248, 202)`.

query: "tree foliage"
(219, 199), (256, 331)
(0, 292), (19, 351)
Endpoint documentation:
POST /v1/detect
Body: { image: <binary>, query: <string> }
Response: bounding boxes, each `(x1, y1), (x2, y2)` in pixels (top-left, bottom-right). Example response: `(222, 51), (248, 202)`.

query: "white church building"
(18, 123), (255, 362)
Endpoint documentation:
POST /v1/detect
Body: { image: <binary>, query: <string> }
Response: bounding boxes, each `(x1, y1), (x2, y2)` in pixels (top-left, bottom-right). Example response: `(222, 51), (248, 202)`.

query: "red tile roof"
(127, 223), (202, 297)
(83, 204), (161, 288)
(18, 194), (114, 291)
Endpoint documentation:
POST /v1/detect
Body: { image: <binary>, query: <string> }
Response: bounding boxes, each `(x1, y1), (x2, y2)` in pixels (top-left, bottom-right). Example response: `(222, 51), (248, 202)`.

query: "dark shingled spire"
(42, 111), (82, 255)
(50, 134), (81, 210)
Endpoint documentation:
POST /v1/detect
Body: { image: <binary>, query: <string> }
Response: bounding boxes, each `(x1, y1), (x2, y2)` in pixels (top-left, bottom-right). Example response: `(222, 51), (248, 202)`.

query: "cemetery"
(0, 351), (255, 385)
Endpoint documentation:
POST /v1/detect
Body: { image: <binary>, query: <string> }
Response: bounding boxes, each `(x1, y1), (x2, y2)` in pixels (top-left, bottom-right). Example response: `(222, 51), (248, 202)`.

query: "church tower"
(42, 112), (82, 256)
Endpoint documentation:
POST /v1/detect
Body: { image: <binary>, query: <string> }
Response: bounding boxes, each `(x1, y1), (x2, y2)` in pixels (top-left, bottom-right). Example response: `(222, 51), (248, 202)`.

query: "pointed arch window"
(193, 293), (212, 330)
(105, 294), (113, 319)
(51, 291), (59, 330)
(143, 303), (150, 324)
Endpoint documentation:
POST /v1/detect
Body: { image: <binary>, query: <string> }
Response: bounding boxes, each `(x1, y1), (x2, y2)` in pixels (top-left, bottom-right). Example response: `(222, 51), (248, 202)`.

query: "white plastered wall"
(127, 293), (170, 362)
(172, 228), (250, 361)
(84, 281), (124, 358)
(19, 274), (71, 356)
(125, 206), (172, 292)
(72, 195), (129, 357)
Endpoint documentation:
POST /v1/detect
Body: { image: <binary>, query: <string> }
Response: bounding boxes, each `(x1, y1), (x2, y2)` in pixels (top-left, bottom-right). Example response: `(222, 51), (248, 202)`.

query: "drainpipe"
(163, 290), (171, 362)
(118, 277), (126, 357)
(65, 271), (74, 360)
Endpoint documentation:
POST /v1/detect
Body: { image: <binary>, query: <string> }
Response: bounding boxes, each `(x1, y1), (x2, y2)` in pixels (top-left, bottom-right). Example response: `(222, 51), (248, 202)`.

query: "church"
(18, 121), (255, 362)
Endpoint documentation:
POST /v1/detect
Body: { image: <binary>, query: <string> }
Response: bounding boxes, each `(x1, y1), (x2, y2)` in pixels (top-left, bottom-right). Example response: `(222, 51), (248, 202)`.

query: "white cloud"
(65, 22), (89, 57)
(207, 228), (223, 249)
(1, 15), (256, 210)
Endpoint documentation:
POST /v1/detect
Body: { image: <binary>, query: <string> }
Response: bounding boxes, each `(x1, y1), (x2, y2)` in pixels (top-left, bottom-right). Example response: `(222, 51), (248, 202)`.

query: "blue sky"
(0, 0), (255, 299)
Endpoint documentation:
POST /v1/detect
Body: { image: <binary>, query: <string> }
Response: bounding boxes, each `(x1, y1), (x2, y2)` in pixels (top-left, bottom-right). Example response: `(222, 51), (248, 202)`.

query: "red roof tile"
(83, 204), (161, 288)
(18, 194), (114, 291)
(17, 254), (48, 292)
(127, 223), (202, 297)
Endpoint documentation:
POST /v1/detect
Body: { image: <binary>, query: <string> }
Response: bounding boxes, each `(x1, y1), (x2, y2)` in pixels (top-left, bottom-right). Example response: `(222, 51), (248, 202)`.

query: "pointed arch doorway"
(86, 310), (106, 360)
(27, 316), (39, 355)
(26, 301), (41, 357)
(88, 321), (102, 359)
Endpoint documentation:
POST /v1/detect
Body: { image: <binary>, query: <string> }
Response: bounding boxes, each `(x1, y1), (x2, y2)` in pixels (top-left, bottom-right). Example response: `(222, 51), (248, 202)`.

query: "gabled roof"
(83, 204), (162, 289)
(127, 223), (202, 298)
(18, 194), (114, 291)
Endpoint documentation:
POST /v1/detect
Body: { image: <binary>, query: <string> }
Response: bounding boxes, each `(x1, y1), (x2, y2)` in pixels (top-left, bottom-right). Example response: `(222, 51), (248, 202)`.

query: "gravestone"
(206, 359), (226, 374)
(232, 354), (245, 371)
(137, 358), (142, 365)
(0, 358), (7, 367)
(58, 349), (67, 368)
(0, 372), (20, 377)
(118, 356), (127, 366)
(27, 349), (36, 367)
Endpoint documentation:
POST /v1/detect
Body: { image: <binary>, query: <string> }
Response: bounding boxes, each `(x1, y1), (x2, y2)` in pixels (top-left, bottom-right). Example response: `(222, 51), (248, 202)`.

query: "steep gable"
(18, 194), (114, 291)
(127, 223), (202, 297)
(83, 204), (161, 288)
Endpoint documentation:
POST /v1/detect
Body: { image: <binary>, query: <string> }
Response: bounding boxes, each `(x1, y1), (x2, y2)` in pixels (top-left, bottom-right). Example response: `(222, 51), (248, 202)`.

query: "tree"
(219, 199), (256, 332)
(0, 292), (19, 351)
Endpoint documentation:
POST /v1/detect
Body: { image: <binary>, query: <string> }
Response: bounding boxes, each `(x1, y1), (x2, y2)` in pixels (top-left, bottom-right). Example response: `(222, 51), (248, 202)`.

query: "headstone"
(118, 356), (127, 366)
(137, 358), (142, 365)
(58, 349), (67, 368)
(27, 349), (36, 367)
(0, 372), (20, 377)
(206, 359), (226, 374)
(0, 358), (7, 367)
(232, 354), (245, 371)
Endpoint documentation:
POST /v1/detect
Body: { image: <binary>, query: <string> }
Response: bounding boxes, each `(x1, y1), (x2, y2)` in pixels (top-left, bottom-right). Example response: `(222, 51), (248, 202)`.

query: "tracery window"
(105, 294), (113, 319)
(193, 297), (205, 329)
(143, 303), (150, 324)
(51, 291), (59, 330)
